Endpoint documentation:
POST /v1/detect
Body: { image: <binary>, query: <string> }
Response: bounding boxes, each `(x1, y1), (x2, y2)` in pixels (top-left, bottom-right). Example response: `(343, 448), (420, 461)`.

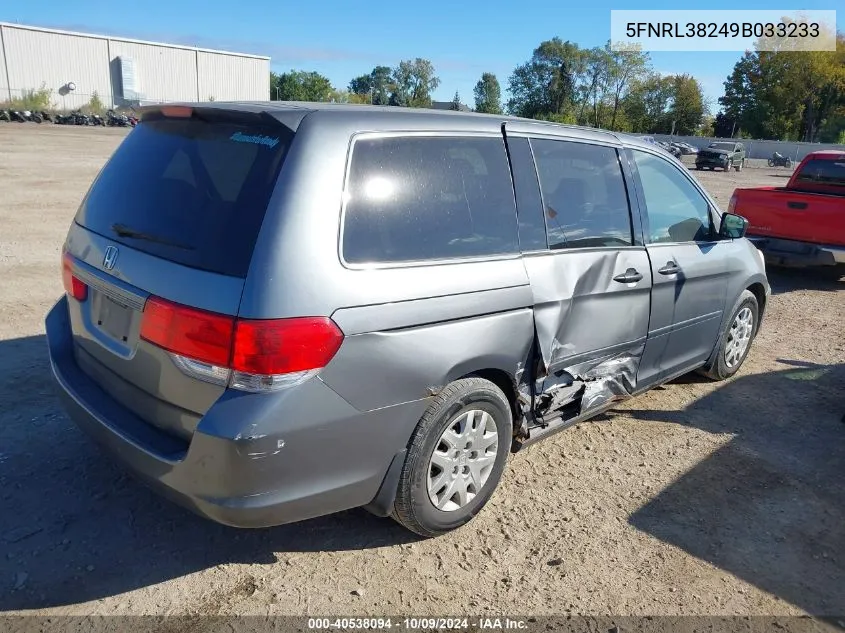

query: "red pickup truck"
(728, 150), (845, 275)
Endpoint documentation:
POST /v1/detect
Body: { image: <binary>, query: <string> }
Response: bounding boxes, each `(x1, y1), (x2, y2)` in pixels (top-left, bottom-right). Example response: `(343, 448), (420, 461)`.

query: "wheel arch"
(701, 278), (767, 375)
(747, 281), (767, 326)
(444, 357), (522, 423)
(363, 363), (522, 520)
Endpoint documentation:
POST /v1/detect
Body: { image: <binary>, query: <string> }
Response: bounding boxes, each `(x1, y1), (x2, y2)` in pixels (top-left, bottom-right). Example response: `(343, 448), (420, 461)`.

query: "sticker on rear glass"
(229, 132), (280, 148)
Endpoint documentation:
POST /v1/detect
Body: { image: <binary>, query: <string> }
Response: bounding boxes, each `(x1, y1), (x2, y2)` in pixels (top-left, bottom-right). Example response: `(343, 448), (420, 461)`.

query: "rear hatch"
(63, 106), (295, 440)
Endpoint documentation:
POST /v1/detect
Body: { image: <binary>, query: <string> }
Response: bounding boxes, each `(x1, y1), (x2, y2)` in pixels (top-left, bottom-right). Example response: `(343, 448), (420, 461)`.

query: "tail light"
(139, 296), (344, 393)
(62, 253), (88, 301)
(727, 193), (737, 214)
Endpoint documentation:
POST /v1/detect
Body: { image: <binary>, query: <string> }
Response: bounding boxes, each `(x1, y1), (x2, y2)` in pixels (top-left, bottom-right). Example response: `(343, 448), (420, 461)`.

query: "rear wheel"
(702, 290), (759, 381)
(392, 377), (512, 537)
(767, 159), (775, 167)
(820, 264), (845, 281)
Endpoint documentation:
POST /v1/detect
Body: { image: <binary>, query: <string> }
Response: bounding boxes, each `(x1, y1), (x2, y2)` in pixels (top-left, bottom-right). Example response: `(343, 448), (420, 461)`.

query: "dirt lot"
(0, 124), (843, 619)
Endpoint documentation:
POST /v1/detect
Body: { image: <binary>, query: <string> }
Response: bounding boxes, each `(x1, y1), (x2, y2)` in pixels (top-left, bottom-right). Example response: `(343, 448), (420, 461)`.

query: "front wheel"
(767, 159), (775, 167)
(785, 159), (792, 168)
(702, 290), (759, 381)
(392, 377), (512, 537)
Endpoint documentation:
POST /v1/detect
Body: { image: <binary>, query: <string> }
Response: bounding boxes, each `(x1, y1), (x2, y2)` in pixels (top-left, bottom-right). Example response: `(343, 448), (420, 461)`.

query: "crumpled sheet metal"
(524, 248), (651, 376)
(566, 344), (644, 412)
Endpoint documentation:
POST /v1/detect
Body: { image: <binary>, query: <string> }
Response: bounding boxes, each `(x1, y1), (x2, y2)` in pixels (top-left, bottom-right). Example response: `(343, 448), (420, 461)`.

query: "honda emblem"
(103, 246), (119, 270)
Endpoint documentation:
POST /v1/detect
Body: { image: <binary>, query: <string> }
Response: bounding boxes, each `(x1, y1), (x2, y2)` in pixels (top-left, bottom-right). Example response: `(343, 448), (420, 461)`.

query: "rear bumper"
(747, 236), (845, 267)
(46, 296), (426, 528)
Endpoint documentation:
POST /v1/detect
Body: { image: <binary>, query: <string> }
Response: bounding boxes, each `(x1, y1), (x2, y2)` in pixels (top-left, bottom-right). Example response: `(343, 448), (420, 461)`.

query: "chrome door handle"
(658, 261), (681, 275)
(613, 268), (643, 284)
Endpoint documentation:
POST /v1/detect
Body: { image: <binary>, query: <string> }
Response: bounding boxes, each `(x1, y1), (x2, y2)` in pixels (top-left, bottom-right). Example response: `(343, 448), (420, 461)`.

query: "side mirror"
(719, 212), (748, 239)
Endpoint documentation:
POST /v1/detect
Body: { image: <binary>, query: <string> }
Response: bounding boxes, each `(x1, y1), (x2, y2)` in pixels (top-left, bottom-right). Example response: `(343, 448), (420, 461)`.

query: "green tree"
(605, 45), (649, 129)
(622, 73), (673, 133)
(473, 73), (502, 114)
(271, 70), (334, 102)
(507, 38), (583, 119)
(390, 59), (440, 107)
(668, 74), (706, 135)
(450, 91), (462, 110)
(718, 29), (845, 141)
(87, 91), (105, 115)
(711, 111), (737, 137)
(508, 38), (651, 130)
(349, 65), (393, 105)
(576, 46), (610, 127)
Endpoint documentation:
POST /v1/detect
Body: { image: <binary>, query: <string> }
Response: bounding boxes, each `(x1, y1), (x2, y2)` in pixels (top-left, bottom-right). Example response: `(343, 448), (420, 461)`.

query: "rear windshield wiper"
(110, 223), (195, 251)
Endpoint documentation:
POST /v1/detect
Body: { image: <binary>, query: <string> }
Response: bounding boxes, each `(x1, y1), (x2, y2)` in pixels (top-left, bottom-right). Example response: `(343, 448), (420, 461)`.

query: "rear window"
(342, 136), (518, 264)
(75, 113), (292, 277)
(794, 158), (845, 187)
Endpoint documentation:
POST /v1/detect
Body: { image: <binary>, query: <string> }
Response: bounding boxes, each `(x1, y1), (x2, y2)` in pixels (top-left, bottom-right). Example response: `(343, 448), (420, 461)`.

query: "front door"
(627, 148), (730, 386)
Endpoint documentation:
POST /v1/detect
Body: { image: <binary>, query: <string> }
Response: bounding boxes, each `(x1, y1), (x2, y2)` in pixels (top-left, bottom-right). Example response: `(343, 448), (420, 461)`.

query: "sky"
(3, 0), (842, 110)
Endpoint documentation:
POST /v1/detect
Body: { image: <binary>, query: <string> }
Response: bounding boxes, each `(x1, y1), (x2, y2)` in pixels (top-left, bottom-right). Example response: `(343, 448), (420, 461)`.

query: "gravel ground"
(0, 124), (843, 619)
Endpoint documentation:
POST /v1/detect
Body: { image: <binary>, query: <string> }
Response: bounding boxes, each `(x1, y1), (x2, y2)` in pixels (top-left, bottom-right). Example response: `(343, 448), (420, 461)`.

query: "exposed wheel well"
(747, 282), (767, 325)
(462, 368), (519, 421)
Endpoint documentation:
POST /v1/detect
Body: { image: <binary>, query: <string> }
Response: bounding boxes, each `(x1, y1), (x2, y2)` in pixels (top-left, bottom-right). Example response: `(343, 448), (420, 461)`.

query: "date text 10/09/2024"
(307, 617), (529, 630)
(625, 22), (821, 39)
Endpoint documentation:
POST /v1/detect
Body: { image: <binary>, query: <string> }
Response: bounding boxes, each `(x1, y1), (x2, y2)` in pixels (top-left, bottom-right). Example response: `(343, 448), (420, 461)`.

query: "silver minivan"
(47, 103), (769, 536)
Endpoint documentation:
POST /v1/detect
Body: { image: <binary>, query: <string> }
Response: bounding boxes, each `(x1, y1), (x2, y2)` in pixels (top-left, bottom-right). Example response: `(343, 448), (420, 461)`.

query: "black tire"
(819, 264), (845, 281)
(702, 290), (759, 381)
(695, 165), (702, 170)
(785, 159), (792, 168)
(392, 377), (512, 537)
(767, 159), (775, 167)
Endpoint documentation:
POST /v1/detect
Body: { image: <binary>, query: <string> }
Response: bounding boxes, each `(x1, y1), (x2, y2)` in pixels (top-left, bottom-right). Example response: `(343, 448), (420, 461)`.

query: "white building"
(0, 22), (270, 109)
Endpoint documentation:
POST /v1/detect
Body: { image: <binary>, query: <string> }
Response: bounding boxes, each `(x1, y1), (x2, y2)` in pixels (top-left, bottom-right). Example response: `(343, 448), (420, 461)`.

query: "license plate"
(98, 295), (133, 342)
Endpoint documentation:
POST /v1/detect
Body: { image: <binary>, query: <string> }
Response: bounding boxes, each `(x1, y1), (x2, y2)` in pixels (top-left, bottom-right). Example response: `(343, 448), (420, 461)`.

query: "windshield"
(708, 143), (735, 151)
(74, 114), (292, 277)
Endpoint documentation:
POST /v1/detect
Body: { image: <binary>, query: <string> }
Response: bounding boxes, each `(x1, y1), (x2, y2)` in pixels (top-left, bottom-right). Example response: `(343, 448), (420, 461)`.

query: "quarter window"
(631, 150), (713, 243)
(530, 139), (633, 249)
(342, 136), (519, 264)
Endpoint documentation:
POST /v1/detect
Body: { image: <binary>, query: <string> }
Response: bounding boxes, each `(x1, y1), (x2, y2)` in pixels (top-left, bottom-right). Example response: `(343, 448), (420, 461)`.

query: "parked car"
(658, 141), (683, 159)
(730, 149), (845, 276)
(696, 141), (746, 172)
(47, 103), (769, 537)
(673, 142), (698, 155)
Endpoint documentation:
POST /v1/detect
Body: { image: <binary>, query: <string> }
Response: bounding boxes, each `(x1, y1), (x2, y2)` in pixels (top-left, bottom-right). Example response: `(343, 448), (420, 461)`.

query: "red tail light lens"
(140, 297), (234, 367)
(138, 296), (344, 389)
(62, 253), (88, 301)
(232, 318), (344, 375)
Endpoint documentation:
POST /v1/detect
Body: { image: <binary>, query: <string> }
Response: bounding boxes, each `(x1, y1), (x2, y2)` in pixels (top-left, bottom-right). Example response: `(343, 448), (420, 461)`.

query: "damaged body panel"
(519, 250), (651, 426)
